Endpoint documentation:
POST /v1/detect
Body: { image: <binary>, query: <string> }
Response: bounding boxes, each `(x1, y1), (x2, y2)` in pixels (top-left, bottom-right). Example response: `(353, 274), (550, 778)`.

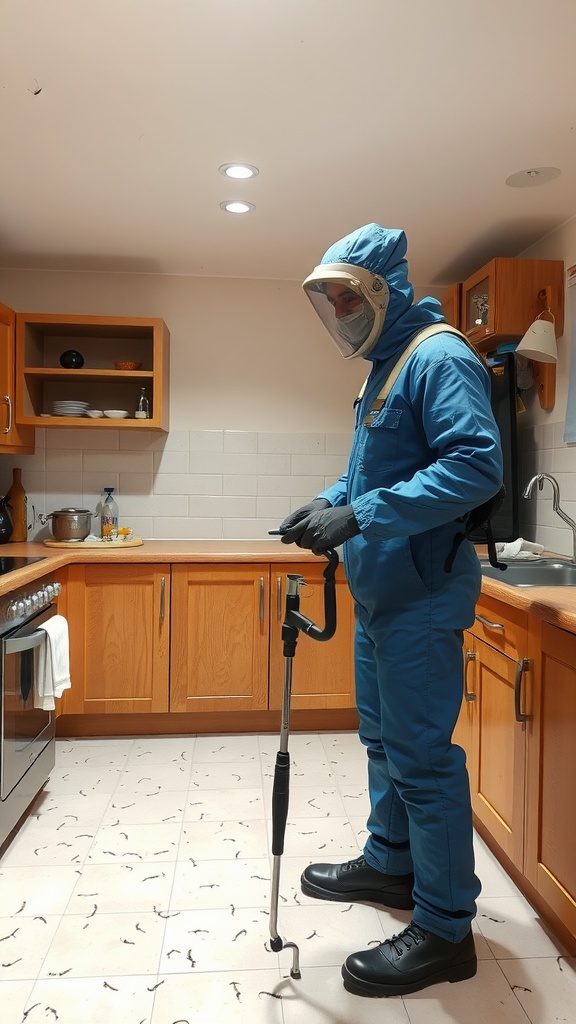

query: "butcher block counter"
(3, 539), (576, 634)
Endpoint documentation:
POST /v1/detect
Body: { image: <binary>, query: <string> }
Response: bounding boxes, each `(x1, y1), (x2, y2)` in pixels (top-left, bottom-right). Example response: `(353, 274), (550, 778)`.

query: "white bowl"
(103, 409), (129, 418)
(85, 409), (104, 418)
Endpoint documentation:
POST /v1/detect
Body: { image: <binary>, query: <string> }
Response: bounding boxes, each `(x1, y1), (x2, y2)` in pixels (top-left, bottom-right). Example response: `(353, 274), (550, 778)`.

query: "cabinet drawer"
(470, 595), (528, 660)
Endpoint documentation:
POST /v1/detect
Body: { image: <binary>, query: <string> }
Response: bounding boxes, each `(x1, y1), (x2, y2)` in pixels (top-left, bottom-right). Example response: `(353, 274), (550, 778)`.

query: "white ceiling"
(2, 0), (576, 288)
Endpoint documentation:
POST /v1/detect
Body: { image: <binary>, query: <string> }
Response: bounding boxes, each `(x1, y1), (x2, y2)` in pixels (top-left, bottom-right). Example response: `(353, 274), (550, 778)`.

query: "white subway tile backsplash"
(256, 454), (290, 475)
(46, 450), (83, 473)
(222, 518), (276, 539)
(552, 446), (576, 473)
(291, 453), (347, 476)
(118, 473), (156, 495)
(257, 432), (324, 454)
(188, 452), (258, 475)
(81, 473), (119, 499)
(45, 471), (83, 496)
(152, 517), (223, 539)
(19, 422), (576, 555)
(223, 430), (258, 454)
(188, 495), (256, 518)
(154, 473), (223, 495)
(118, 494), (188, 518)
(325, 432), (353, 455)
(120, 429), (189, 452)
(256, 474), (326, 497)
(83, 450), (153, 474)
(153, 450), (188, 474)
(189, 430), (223, 453)
(517, 420), (576, 555)
(222, 475), (258, 496)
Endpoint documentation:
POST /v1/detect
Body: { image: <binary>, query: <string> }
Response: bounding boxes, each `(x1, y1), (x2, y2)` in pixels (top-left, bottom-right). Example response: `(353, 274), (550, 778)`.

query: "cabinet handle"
(515, 658), (530, 728)
(260, 576), (265, 622)
(464, 650), (476, 702)
(475, 614), (504, 631)
(1, 394), (12, 434)
(276, 575), (282, 620)
(160, 575), (166, 622)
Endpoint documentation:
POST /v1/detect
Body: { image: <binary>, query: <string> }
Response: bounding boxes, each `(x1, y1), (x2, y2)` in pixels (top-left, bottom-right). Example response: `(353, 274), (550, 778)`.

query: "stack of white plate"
(52, 400), (91, 417)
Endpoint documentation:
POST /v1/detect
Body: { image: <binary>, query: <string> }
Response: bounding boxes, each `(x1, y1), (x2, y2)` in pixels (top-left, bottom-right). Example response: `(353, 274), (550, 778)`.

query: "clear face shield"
(302, 263), (390, 359)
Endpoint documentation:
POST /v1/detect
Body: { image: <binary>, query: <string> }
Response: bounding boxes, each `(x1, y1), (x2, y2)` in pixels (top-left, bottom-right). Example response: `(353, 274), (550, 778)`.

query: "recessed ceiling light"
(220, 200), (255, 214)
(219, 163), (259, 179)
(505, 167), (561, 188)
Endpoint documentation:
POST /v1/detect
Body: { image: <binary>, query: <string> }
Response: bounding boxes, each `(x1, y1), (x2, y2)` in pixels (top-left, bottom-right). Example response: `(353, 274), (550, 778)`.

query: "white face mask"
(335, 304), (376, 352)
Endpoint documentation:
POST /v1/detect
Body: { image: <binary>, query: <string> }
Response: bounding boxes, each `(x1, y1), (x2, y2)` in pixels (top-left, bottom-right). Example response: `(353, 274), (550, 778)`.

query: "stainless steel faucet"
(523, 473), (576, 563)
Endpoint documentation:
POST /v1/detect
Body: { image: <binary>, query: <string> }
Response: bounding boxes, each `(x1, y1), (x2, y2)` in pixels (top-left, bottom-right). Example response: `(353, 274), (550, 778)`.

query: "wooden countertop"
(2, 540), (576, 633)
(0, 539), (326, 597)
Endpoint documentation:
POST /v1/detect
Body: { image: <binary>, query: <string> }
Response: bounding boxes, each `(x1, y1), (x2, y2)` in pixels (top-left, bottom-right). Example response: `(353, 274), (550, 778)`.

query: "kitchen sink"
(480, 559), (576, 587)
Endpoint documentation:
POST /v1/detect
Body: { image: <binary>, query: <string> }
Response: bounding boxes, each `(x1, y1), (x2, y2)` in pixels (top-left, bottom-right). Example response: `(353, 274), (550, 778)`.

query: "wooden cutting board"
(44, 537), (144, 548)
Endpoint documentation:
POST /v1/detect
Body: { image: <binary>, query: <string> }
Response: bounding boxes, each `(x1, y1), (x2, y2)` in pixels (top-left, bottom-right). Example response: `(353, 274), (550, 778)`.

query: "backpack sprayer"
(267, 545), (339, 978)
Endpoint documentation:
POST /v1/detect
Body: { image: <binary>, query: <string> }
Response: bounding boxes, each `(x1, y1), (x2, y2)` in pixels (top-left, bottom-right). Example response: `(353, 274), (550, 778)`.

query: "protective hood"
(303, 223), (445, 363)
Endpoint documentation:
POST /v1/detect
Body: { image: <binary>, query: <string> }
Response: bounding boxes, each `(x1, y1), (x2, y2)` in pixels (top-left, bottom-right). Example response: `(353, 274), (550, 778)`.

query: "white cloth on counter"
(495, 538), (545, 560)
(34, 614), (72, 711)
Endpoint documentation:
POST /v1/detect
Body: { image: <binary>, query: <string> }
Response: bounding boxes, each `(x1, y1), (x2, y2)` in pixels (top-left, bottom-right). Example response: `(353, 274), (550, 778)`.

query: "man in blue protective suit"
(278, 223), (503, 998)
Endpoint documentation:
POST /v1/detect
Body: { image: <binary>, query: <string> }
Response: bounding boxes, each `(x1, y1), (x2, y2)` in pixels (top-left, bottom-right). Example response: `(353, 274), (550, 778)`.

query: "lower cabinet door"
(525, 621), (576, 938)
(170, 564), (270, 712)
(64, 563), (170, 714)
(268, 562), (356, 711)
(470, 636), (527, 869)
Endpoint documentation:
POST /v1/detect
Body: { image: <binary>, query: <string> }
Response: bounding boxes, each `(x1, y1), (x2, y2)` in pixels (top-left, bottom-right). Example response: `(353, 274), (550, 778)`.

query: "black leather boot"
(301, 854), (415, 910)
(342, 921), (477, 997)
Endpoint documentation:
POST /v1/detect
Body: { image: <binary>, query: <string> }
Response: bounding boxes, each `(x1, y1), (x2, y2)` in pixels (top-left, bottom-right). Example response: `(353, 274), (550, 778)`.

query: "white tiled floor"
(1, 731), (574, 1023)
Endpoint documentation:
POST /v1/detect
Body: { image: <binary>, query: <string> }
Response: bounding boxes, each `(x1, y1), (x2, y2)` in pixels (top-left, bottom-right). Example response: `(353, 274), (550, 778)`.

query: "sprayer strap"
(357, 323), (481, 413)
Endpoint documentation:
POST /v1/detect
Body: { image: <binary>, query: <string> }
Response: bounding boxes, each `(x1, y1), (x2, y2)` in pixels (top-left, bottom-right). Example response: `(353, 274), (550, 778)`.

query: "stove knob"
(16, 599), (27, 616)
(7, 601), (18, 618)
(45, 584), (55, 599)
(31, 593), (40, 610)
(54, 582), (62, 596)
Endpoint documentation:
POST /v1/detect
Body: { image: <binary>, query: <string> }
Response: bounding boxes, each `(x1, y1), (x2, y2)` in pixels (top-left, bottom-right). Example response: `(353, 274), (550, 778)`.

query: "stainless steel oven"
(0, 569), (62, 850)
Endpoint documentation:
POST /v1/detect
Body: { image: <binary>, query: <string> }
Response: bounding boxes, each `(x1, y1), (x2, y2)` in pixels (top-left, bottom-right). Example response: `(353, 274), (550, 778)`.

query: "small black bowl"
(59, 349), (84, 369)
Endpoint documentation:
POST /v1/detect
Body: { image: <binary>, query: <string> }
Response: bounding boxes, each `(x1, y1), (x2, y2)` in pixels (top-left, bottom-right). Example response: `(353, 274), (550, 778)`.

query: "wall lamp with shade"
(514, 288), (561, 411)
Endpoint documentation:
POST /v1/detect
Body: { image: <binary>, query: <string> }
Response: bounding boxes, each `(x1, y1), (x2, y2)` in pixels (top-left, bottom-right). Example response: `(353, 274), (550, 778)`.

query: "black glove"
(278, 498), (331, 536)
(281, 504), (360, 553)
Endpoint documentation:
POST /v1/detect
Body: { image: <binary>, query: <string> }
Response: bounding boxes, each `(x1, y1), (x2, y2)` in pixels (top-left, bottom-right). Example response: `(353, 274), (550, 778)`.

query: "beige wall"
(0, 269), (372, 435)
(519, 215), (576, 427)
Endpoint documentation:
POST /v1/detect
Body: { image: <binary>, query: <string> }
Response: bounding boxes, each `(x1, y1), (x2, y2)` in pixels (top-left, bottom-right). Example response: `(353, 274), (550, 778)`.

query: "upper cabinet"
(0, 302), (35, 454)
(460, 257), (564, 353)
(15, 313), (170, 431)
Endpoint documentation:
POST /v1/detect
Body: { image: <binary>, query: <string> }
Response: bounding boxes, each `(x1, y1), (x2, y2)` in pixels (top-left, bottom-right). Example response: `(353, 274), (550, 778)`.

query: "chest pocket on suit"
(358, 407), (402, 474)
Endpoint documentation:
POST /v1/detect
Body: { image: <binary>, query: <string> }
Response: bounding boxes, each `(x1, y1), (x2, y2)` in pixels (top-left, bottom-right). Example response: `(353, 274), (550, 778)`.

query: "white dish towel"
(34, 614), (72, 711)
(495, 538), (545, 560)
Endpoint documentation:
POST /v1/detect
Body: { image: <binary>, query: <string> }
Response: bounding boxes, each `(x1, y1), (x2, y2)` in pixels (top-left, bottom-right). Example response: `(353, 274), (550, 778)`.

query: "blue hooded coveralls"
(316, 225), (503, 943)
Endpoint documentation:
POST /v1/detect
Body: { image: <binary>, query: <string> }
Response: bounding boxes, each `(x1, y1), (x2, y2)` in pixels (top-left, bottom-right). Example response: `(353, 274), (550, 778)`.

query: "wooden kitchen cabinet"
(170, 561), (355, 714)
(15, 312), (170, 431)
(62, 563), (170, 714)
(170, 564), (270, 713)
(0, 303), (35, 453)
(268, 561), (355, 711)
(461, 257), (564, 352)
(455, 597), (530, 869)
(525, 620), (576, 939)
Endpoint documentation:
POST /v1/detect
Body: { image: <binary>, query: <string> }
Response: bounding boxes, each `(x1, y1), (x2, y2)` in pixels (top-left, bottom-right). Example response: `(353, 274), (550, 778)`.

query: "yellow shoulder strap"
(356, 323), (480, 405)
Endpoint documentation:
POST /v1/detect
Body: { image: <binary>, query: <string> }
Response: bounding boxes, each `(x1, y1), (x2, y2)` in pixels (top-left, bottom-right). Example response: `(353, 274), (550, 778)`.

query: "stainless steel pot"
(38, 507), (95, 542)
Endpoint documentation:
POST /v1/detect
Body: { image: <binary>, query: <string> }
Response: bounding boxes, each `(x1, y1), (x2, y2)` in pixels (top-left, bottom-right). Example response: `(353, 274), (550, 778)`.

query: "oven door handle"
(4, 629), (47, 655)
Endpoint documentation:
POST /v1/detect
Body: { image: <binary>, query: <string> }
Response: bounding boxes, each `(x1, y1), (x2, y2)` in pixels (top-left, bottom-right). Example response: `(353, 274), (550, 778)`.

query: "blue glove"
(278, 498), (331, 535)
(281, 504), (360, 553)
